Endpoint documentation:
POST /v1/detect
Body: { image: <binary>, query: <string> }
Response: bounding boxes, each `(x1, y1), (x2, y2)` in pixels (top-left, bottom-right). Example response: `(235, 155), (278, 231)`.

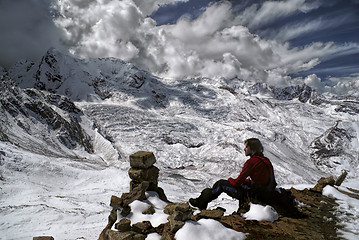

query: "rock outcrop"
(99, 152), (349, 240)
(0, 75), (94, 155)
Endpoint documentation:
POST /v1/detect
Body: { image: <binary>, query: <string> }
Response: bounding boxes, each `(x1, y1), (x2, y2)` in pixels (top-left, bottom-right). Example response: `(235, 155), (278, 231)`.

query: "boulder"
(132, 221), (153, 234)
(311, 176), (335, 192)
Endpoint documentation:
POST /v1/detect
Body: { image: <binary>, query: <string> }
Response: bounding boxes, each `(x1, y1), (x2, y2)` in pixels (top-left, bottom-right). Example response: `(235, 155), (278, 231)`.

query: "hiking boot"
(189, 188), (214, 210)
(189, 197), (208, 210)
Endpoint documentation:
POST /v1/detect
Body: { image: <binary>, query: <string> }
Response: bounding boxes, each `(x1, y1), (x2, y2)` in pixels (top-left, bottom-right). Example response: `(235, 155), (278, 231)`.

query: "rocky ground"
(97, 152), (350, 240)
(219, 187), (341, 240)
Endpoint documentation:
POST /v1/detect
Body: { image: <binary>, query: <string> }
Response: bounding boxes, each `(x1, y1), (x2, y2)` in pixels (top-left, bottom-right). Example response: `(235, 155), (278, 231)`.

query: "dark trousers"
(209, 179), (249, 202)
(195, 179), (274, 210)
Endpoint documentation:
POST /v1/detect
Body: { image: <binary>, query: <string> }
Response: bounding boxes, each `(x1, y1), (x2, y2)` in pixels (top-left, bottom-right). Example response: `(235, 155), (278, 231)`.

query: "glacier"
(1, 48), (358, 239)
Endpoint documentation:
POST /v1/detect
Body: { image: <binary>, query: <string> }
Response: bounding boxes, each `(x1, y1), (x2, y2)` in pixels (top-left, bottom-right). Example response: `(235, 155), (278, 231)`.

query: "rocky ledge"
(98, 152), (351, 240)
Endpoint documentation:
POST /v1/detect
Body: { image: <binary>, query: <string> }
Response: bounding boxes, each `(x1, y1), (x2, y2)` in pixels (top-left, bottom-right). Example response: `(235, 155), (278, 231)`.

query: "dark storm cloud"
(0, 0), (64, 68)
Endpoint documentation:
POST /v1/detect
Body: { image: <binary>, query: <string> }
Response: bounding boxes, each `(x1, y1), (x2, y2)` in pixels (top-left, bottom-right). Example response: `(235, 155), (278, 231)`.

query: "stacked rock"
(128, 151), (159, 191)
(164, 203), (193, 233)
(99, 151), (172, 240)
(109, 151), (169, 217)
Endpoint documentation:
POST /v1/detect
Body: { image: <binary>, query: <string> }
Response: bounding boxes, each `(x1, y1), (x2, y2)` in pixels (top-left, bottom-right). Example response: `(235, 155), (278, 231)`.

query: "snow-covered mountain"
(1, 48), (358, 239)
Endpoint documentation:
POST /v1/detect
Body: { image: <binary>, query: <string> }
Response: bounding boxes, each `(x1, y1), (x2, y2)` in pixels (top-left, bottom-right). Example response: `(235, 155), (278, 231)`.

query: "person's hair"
(244, 138), (264, 156)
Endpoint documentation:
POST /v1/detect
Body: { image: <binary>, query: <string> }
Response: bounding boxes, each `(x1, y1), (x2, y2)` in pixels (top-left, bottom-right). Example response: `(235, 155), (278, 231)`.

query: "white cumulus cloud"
(235, 0), (322, 29)
(1, 0), (358, 96)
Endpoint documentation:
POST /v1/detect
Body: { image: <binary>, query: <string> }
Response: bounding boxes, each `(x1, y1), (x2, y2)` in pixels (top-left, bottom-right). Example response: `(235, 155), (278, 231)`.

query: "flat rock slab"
(130, 151), (156, 169)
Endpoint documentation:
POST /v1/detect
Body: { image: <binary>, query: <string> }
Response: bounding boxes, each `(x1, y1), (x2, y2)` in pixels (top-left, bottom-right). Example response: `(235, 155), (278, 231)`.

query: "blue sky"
(0, 0), (358, 95)
(151, 0), (359, 80)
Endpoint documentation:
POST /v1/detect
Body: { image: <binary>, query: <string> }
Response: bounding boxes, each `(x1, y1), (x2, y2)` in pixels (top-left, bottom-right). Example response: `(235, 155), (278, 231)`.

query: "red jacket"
(228, 155), (275, 188)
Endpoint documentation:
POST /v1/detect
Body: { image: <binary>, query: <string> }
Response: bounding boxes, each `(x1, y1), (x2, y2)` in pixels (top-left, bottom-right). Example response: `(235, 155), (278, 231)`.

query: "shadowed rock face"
(310, 121), (355, 168)
(0, 76), (93, 154)
(335, 100), (359, 115)
(271, 84), (313, 103)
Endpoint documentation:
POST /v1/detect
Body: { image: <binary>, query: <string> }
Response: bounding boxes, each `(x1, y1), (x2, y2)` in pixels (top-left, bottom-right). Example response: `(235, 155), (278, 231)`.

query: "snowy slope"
(7, 48), (358, 182)
(1, 48), (358, 239)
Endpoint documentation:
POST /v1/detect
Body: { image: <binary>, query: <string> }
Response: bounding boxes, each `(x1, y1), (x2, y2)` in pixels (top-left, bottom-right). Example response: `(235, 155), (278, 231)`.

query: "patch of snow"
(146, 233), (161, 240)
(115, 191), (248, 240)
(243, 203), (278, 222)
(0, 143), (130, 240)
(175, 219), (247, 240)
(323, 181), (359, 240)
(127, 197), (168, 227)
(2, 49), (359, 239)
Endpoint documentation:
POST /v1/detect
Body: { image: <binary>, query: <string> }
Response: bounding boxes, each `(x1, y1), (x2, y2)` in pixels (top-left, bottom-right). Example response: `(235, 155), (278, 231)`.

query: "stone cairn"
(36, 156), (350, 240)
(98, 152), (351, 240)
(98, 151), (197, 240)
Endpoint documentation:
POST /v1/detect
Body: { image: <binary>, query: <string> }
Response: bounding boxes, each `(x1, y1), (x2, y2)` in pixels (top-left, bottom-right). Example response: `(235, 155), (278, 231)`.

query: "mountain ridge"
(1, 48), (358, 239)
(2, 48), (358, 181)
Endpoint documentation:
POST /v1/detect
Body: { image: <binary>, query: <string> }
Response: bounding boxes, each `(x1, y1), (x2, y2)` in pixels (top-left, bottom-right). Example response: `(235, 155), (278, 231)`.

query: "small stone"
(110, 195), (123, 209)
(130, 151), (156, 169)
(334, 171), (347, 186)
(98, 209), (118, 240)
(133, 233), (146, 240)
(160, 232), (175, 240)
(121, 182), (150, 206)
(168, 215), (185, 233)
(115, 218), (131, 232)
(121, 205), (132, 217)
(164, 202), (191, 215)
(107, 230), (133, 240)
(130, 181), (140, 191)
(171, 210), (193, 221)
(33, 237), (54, 240)
(142, 205), (156, 215)
(156, 186), (170, 203)
(108, 208), (118, 226)
(132, 221), (153, 234)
